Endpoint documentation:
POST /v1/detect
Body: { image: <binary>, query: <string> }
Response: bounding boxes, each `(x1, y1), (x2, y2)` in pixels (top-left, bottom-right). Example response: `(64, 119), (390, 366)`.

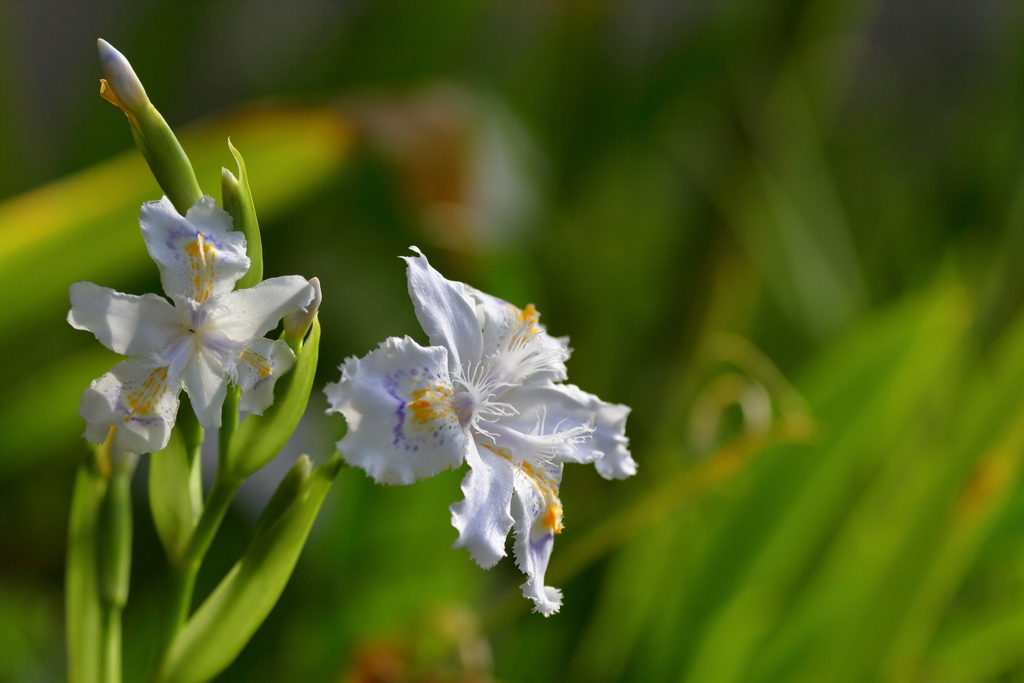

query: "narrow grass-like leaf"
(155, 454), (343, 683)
(66, 447), (107, 683)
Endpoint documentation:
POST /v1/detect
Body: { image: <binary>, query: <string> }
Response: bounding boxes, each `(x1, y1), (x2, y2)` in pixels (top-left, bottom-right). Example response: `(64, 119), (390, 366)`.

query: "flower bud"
(221, 139), (263, 288)
(97, 39), (149, 115)
(96, 39), (202, 215)
(283, 277), (321, 350)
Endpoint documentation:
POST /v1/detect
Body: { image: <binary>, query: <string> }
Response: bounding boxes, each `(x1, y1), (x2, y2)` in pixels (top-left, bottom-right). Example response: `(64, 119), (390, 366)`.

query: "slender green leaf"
(155, 454), (343, 683)
(66, 447), (107, 683)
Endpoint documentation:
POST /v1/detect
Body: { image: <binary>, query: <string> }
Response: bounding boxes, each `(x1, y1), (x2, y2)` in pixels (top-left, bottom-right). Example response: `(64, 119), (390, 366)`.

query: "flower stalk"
(70, 39), (337, 683)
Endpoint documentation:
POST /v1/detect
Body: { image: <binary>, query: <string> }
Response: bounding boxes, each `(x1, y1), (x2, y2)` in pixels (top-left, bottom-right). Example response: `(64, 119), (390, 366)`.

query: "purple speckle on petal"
(530, 535), (553, 553)
(383, 373), (407, 447)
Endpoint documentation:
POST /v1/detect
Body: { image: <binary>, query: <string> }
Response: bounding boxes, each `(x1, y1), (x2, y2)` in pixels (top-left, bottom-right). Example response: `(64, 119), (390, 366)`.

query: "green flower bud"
(221, 139), (263, 289)
(283, 277), (321, 352)
(97, 39), (202, 215)
(97, 39), (148, 113)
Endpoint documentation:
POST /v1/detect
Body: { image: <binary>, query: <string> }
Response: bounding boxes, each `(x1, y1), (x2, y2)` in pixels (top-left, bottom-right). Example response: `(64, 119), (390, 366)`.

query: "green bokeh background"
(4, 1), (1024, 681)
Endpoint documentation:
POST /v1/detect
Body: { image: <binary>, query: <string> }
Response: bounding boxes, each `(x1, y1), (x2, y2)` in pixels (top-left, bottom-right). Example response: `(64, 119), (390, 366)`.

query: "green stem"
(218, 386), (240, 465)
(150, 395), (242, 681)
(151, 467), (240, 681)
(173, 470), (241, 629)
(95, 447), (135, 683)
(100, 604), (122, 683)
(66, 449), (107, 683)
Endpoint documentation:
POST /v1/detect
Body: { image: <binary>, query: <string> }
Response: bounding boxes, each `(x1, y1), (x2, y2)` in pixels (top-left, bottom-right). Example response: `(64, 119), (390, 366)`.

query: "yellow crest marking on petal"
(542, 501), (564, 534)
(240, 348), (274, 379)
(407, 383), (456, 427)
(482, 443), (512, 460)
(184, 232), (218, 302)
(483, 444), (564, 534)
(519, 461), (563, 534)
(124, 366), (171, 419)
(506, 303), (542, 349)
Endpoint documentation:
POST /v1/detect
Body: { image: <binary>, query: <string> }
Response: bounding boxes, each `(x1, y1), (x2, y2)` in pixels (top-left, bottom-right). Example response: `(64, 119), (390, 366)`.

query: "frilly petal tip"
(523, 583), (563, 617)
(451, 539), (505, 570)
(336, 439), (427, 487)
(400, 246), (430, 268)
(595, 456), (638, 480)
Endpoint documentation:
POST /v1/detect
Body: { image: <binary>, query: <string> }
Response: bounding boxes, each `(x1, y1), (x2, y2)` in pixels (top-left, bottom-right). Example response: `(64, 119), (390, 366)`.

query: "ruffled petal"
(591, 400), (635, 480)
(450, 442), (516, 568)
(499, 383), (601, 465)
(510, 459), (565, 616)
(79, 356), (181, 454)
(325, 335), (468, 485)
(547, 384), (634, 478)
(140, 196), (249, 302)
(234, 337), (296, 415)
(181, 347), (228, 429)
(68, 281), (180, 356)
(214, 276), (314, 342)
(402, 247), (483, 374)
(464, 286), (570, 385)
(501, 383), (634, 475)
(483, 419), (594, 469)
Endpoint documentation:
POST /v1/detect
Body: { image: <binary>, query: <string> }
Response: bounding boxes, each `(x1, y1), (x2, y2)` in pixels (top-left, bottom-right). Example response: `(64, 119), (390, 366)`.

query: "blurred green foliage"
(4, 0), (1024, 681)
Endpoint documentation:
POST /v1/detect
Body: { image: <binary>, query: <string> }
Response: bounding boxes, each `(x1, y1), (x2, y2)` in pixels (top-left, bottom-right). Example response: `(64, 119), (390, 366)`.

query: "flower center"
(453, 390), (476, 426)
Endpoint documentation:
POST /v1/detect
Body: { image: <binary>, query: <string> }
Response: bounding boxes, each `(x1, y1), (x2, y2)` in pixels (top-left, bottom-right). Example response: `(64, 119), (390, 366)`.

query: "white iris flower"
(69, 195), (314, 455)
(325, 248), (635, 615)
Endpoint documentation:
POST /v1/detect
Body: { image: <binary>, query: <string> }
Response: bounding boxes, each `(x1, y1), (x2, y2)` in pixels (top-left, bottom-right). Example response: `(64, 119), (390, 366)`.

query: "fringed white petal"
(592, 401), (635, 480)
(140, 196), (249, 302)
(450, 442), (516, 568)
(504, 383), (635, 475)
(68, 281), (180, 356)
(402, 247), (483, 374)
(326, 336), (468, 485)
(235, 337), (296, 415)
(499, 383), (602, 465)
(465, 286), (570, 385)
(510, 459), (564, 616)
(550, 384), (635, 478)
(79, 356), (181, 454)
(483, 420), (594, 469)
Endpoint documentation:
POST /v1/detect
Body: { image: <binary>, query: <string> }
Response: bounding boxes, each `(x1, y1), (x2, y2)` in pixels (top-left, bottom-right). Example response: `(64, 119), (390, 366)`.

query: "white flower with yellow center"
(325, 248), (635, 615)
(69, 195), (315, 455)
